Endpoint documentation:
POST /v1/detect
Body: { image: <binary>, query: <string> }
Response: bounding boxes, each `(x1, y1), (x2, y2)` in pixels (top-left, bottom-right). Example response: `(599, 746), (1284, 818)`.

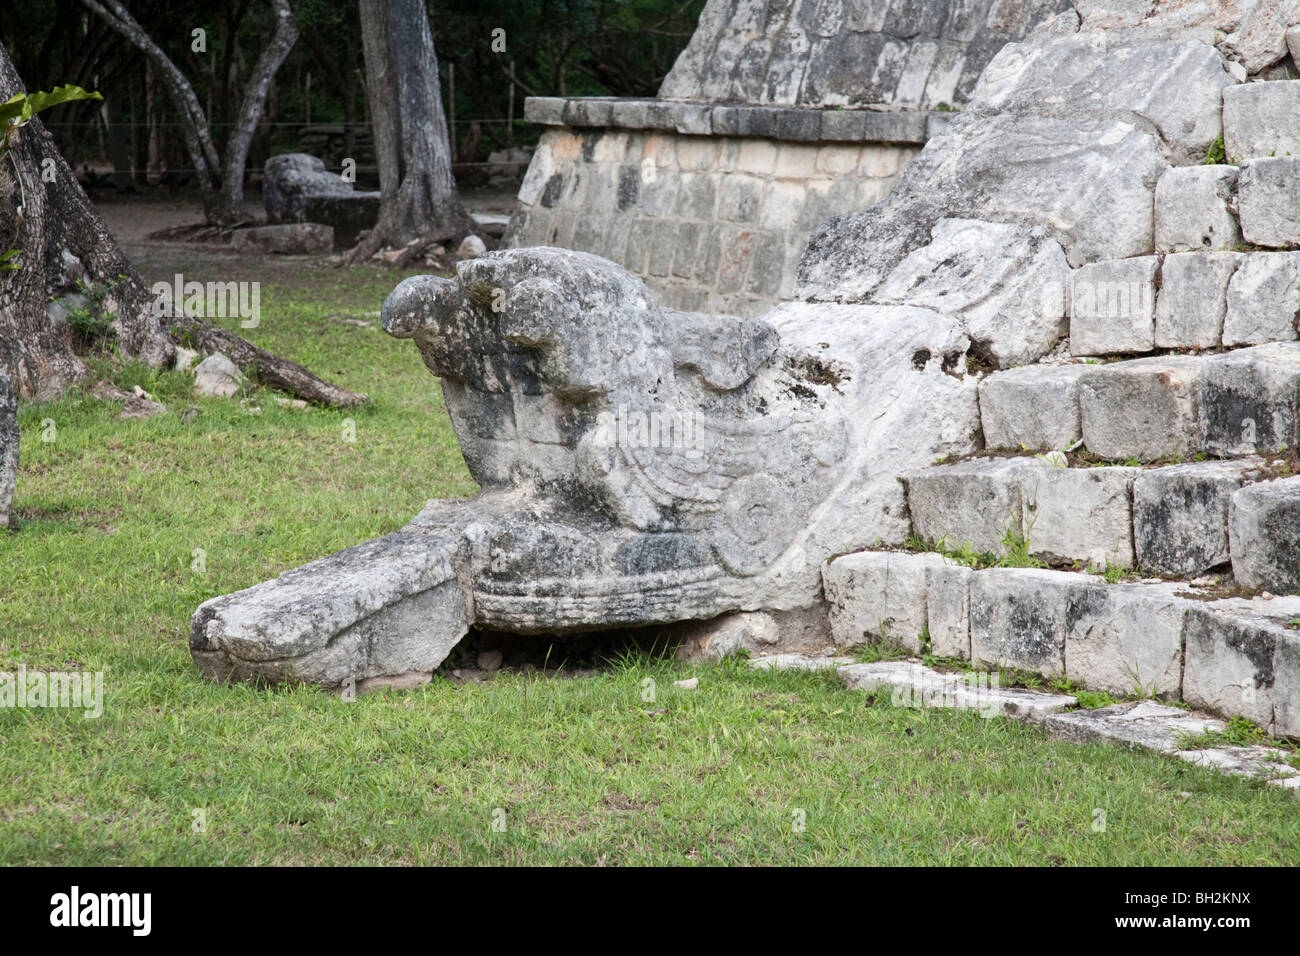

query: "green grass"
(2, 257), (1298, 865)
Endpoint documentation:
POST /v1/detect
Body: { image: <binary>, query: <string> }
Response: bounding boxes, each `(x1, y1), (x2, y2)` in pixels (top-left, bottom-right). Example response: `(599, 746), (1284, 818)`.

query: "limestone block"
(1238, 158), (1300, 249)
(1134, 460), (1256, 576)
(1229, 476), (1300, 593)
(822, 551), (948, 652)
(1078, 355), (1205, 461)
(1155, 251), (1243, 348)
(1070, 257), (1160, 356)
(926, 562), (973, 659)
(903, 457), (1047, 555)
(1183, 604), (1281, 729)
(978, 364), (1090, 451)
(970, 568), (1083, 677)
(1153, 165), (1240, 253)
(1223, 80), (1300, 161)
(1021, 465), (1141, 568)
(873, 218), (1070, 367)
(1064, 582), (1188, 697)
(1199, 342), (1300, 454)
(1223, 251), (1300, 345)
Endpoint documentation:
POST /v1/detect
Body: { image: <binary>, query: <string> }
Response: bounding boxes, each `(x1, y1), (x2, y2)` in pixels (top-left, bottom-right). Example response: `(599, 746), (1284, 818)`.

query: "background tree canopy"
(0, 0), (705, 183)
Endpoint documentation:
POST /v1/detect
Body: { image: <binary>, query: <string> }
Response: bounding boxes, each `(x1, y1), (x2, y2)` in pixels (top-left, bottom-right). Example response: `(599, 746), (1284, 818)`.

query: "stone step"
(749, 655), (1300, 790)
(820, 552), (1300, 737)
(1068, 252), (1300, 355)
(978, 343), (1300, 461)
(904, 455), (1300, 583)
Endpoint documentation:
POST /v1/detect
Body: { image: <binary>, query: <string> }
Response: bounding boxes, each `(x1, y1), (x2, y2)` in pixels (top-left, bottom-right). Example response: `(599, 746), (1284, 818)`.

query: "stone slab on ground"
(1041, 700), (1224, 753)
(192, 352), (246, 399)
(1199, 342), (1300, 454)
(838, 660), (1077, 719)
(1078, 356), (1204, 461)
(1153, 165), (1241, 253)
(1133, 459), (1257, 577)
(231, 223), (334, 255)
(1237, 158), (1300, 249)
(902, 457), (1046, 555)
(1229, 475), (1300, 593)
(978, 364), (1090, 451)
(1021, 465), (1141, 568)
(1069, 256), (1160, 356)
(1155, 251), (1243, 349)
(1223, 80), (1300, 161)
(1223, 251), (1300, 346)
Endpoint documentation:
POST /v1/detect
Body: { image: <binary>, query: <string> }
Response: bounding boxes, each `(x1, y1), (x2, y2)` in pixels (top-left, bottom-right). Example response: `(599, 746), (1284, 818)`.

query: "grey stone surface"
(1238, 157), (1300, 249)
(903, 457), (1046, 555)
(801, 32), (1230, 300)
(1021, 465), (1141, 568)
(1134, 460), (1256, 577)
(0, 372), (15, 529)
(1078, 355), (1204, 461)
(1063, 581), (1188, 697)
(192, 352), (245, 398)
(1042, 700), (1224, 754)
(1229, 476), (1300, 593)
(978, 364), (1090, 451)
(262, 153), (377, 242)
(230, 223), (333, 255)
(1275, 628), (1300, 736)
(926, 562), (973, 659)
(1153, 165), (1241, 253)
(839, 660), (1076, 718)
(872, 218), (1070, 368)
(1183, 603), (1283, 729)
(1224, 252), (1300, 345)
(1223, 80), (1300, 160)
(1199, 342), (1300, 454)
(1070, 257), (1161, 356)
(822, 551), (948, 652)
(1219, 1), (1300, 74)
(657, 0), (1071, 110)
(970, 568), (1082, 677)
(1175, 745), (1300, 786)
(1155, 251), (1243, 348)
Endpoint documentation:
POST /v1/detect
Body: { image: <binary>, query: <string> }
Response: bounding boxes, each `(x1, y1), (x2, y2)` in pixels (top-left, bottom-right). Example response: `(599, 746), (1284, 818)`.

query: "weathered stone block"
(1153, 165), (1240, 253)
(1229, 476), (1300, 593)
(1199, 342), (1300, 455)
(1274, 630), (1300, 737)
(1064, 582), (1187, 697)
(1022, 465), (1140, 568)
(1154, 251), (1243, 349)
(1238, 158), (1300, 249)
(926, 563), (972, 659)
(1223, 251), (1300, 345)
(0, 372), (15, 529)
(1222, 80), (1300, 162)
(903, 457), (1046, 555)
(1134, 460), (1256, 577)
(874, 218), (1070, 368)
(970, 568), (1081, 677)
(978, 364), (1090, 451)
(1078, 356), (1204, 461)
(1070, 257), (1160, 356)
(822, 551), (948, 652)
(1183, 605), (1280, 729)
(523, 96), (566, 126)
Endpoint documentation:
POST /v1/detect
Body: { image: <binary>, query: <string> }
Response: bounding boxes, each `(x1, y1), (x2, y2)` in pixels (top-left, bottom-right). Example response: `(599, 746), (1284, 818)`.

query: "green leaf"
(1, 85), (102, 144)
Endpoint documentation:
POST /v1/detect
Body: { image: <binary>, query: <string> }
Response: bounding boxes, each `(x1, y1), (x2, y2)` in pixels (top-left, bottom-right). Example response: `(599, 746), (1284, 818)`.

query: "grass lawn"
(2, 254), (1297, 866)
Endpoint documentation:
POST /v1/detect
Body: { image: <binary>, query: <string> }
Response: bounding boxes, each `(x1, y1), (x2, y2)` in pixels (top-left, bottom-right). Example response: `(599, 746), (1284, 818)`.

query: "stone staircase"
(822, 77), (1300, 748)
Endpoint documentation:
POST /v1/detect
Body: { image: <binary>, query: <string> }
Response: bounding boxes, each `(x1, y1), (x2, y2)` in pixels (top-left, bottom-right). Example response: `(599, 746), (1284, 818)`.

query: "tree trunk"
(212, 0), (298, 224)
(347, 0), (475, 263)
(0, 46), (365, 408)
(0, 45), (171, 398)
